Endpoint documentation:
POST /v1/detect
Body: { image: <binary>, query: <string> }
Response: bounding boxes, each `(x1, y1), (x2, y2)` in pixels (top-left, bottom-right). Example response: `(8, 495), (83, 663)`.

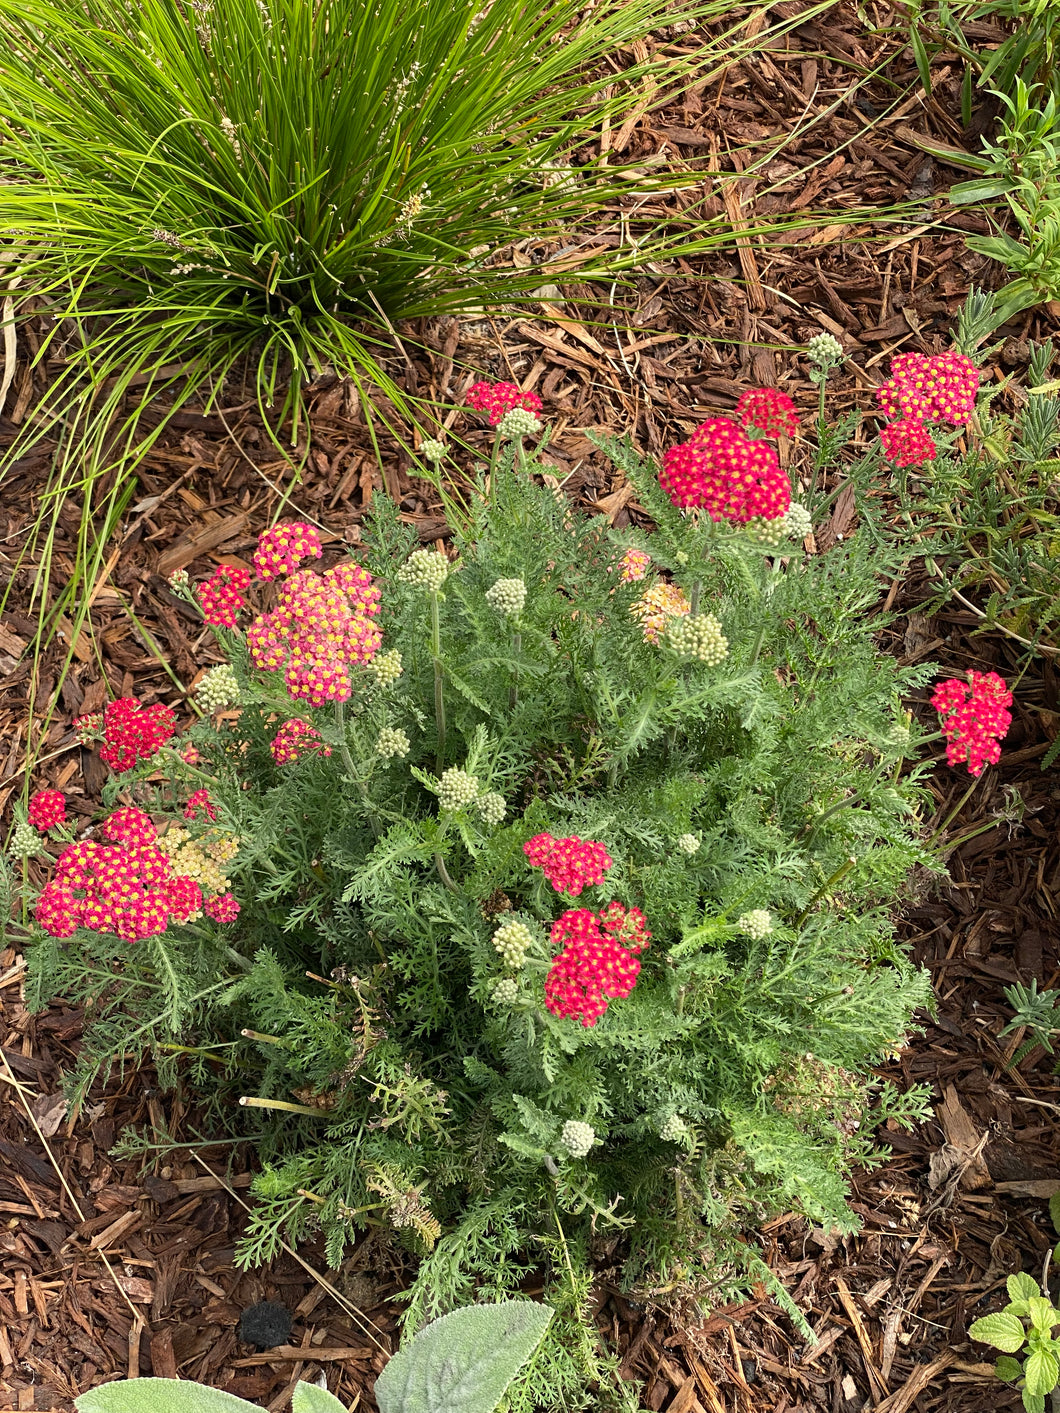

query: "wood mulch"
(2, 0), (1060, 1408)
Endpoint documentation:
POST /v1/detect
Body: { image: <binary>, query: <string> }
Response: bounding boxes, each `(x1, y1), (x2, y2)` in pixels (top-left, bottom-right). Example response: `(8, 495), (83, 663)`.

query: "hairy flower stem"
(489, 429), (503, 484)
(430, 590), (446, 772)
(434, 851), (458, 893)
(334, 701), (381, 839)
(510, 630), (521, 711)
(927, 772), (984, 848)
(689, 578), (702, 617)
(515, 435), (527, 473)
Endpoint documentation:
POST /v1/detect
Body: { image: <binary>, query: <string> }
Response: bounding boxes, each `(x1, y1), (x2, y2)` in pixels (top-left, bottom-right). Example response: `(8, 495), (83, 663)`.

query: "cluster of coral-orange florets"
(246, 524), (383, 705)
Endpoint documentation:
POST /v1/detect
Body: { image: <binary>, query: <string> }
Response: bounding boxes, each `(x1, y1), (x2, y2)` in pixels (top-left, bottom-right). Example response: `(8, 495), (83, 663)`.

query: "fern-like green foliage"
(24, 435), (937, 1410)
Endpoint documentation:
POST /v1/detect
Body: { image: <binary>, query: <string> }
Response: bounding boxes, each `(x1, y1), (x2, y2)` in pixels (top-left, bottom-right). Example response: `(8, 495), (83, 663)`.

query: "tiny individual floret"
(253, 521), (323, 580)
(735, 387), (800, 439)
(476, 792), (506, 826)
(437, 767), (480, 811)
(631, 583), (691, 643)
(9, 817), (44, 859)
(181, 744), (201, 765)
(485, 577), (526, 617)
(559, 1120), (595, 1160)
(490, 976), (519, 1005)
(368, 648), (403, 688)
(184, 788), (218, 823)
(616, 547), (651, 583)
(665, 613), (729, 666)
(737, 909), (773, 939)
(658, 1112), (690, 1143)
(397, 549), (449, 592)
(195, 664), (241, 713)
(375, 727), (411, 760)
(493, 920), (534, 968)
(807, 333), (844, 371)
(28, 789), (66, 832)
(271, 718), (332, 765)
(205, 892), (240, 923)
(419, 438), (446, 464)
(677, 833), (700, 855)
(496, 406), (542, 439)
(879, 418), (936, 467)
(782, 502), (813, 540)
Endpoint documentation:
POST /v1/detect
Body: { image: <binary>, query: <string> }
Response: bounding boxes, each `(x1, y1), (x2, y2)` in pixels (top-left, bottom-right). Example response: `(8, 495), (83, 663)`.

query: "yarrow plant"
(15, 394), (959, 1409)
(932, 670), (1013, 776)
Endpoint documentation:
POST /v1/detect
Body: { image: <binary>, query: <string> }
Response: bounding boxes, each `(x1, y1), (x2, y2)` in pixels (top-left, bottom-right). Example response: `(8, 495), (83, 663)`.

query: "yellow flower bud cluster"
(158, 826), (239, 897)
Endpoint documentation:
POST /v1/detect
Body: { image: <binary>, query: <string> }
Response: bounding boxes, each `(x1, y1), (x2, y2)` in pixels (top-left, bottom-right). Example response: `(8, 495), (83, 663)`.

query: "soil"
(2, 1), (1059, 1410)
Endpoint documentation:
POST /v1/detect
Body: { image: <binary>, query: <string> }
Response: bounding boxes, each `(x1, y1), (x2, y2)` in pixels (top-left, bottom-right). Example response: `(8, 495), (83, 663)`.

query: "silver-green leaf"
(291, 1383), (348, 1413)
(374, 1302), (553, 1413)
(75, 1379), (261, 1413)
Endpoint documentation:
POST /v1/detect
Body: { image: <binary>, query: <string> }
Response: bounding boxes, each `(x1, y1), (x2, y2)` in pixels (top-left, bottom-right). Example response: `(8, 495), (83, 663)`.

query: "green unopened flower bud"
(807, 332), (844, 369)
(398, 549), (449, 592)
(438, 767), (480, 811)
(9, 817), (43, 859)
(675, 551), (690, 565)
(476, 792), (506, 826)
(559, 1119), (595, 1159)
(490, 976), (519, 1005)
(783, 502), (813, 540)
(369, 648), (403, 688)
(493, 919), (533, 968)
(746, 515), (787, 546)
(658, 1112), (690, 1143)
(677, 833), (700, 855)
(666, 613), (729, 666)
(419, 438), (446, 464)
(485, 577), (526, 617)
(737, 909), (773, 939)
(375, 727), (410, 759)
(195, 663), (241, 713)
(496, 407), (541, 439)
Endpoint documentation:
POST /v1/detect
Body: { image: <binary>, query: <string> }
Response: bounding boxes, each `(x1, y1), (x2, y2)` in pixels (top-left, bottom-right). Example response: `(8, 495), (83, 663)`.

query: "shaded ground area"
(3, 0), (1060, 1408)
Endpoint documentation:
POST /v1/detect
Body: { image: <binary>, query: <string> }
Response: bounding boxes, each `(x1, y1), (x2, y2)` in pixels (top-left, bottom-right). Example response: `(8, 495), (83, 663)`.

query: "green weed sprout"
(969, 1196), (1060, 1413)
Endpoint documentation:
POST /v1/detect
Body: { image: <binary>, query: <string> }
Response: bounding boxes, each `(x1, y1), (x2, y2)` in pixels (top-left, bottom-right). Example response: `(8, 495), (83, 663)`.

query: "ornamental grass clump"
(15, 415), (946, 1409)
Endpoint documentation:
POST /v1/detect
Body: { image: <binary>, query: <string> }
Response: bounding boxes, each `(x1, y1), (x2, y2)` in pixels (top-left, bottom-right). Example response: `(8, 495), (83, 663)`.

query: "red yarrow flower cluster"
(98, 698), (176, 773)
(879, 418), (937, 467)
(27, 789), (66, 832)
(34, 807), (203, 941)
(735, 388), (800, 439)
(931, 670), (1013, 777)
(247, 558), (382, 706)
(184, 788), (218, 823)
(544, 903), (651, 1027)
(464, 380), (543, 427)
(198, 564), (251, 628)
(205, 892), (240, 923)
(271, 718), (332, 765)
(253, 521), (323, 580)
(877, 351), (979, 426)
(524, 833), (613, 896)
(661, 419), (792, 523)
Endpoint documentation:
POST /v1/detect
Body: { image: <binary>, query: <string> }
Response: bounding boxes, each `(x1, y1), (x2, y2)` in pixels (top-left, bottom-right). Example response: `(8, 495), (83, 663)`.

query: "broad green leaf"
(948, 178), (1015, 205)
(374, 1301), (553, 1413)
(969, 1311), (1027, 1352)
(995, 1355), (1024, 1381)
(1024, 1347), (1060, 1397)
(1049, 1192), (1060, 1235)
(1009, 1273), (1042, 1303)
(291, 1383), (348, 1413)
(76, 1380), (260, 1413)
(1023, 1390), (1046, 1413)
(1027, 1297), (1059, 1332)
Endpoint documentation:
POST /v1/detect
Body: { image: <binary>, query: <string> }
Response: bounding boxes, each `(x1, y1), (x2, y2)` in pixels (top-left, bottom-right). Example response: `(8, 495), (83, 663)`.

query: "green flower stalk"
(399, 551), (450, 770)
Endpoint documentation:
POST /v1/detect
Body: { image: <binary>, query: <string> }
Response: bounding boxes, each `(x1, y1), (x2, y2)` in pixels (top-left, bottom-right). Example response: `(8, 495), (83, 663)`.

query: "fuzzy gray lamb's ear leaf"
(374, 1301), (553, 1413)
(75, 1378), (262, 1413)
(291, 1382), (349, 1413)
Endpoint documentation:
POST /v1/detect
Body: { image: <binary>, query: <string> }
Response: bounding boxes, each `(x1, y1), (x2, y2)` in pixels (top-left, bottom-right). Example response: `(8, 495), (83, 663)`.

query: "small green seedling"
(969, 1194), (1060, 1412)
(74, 1300), (553, 1413)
